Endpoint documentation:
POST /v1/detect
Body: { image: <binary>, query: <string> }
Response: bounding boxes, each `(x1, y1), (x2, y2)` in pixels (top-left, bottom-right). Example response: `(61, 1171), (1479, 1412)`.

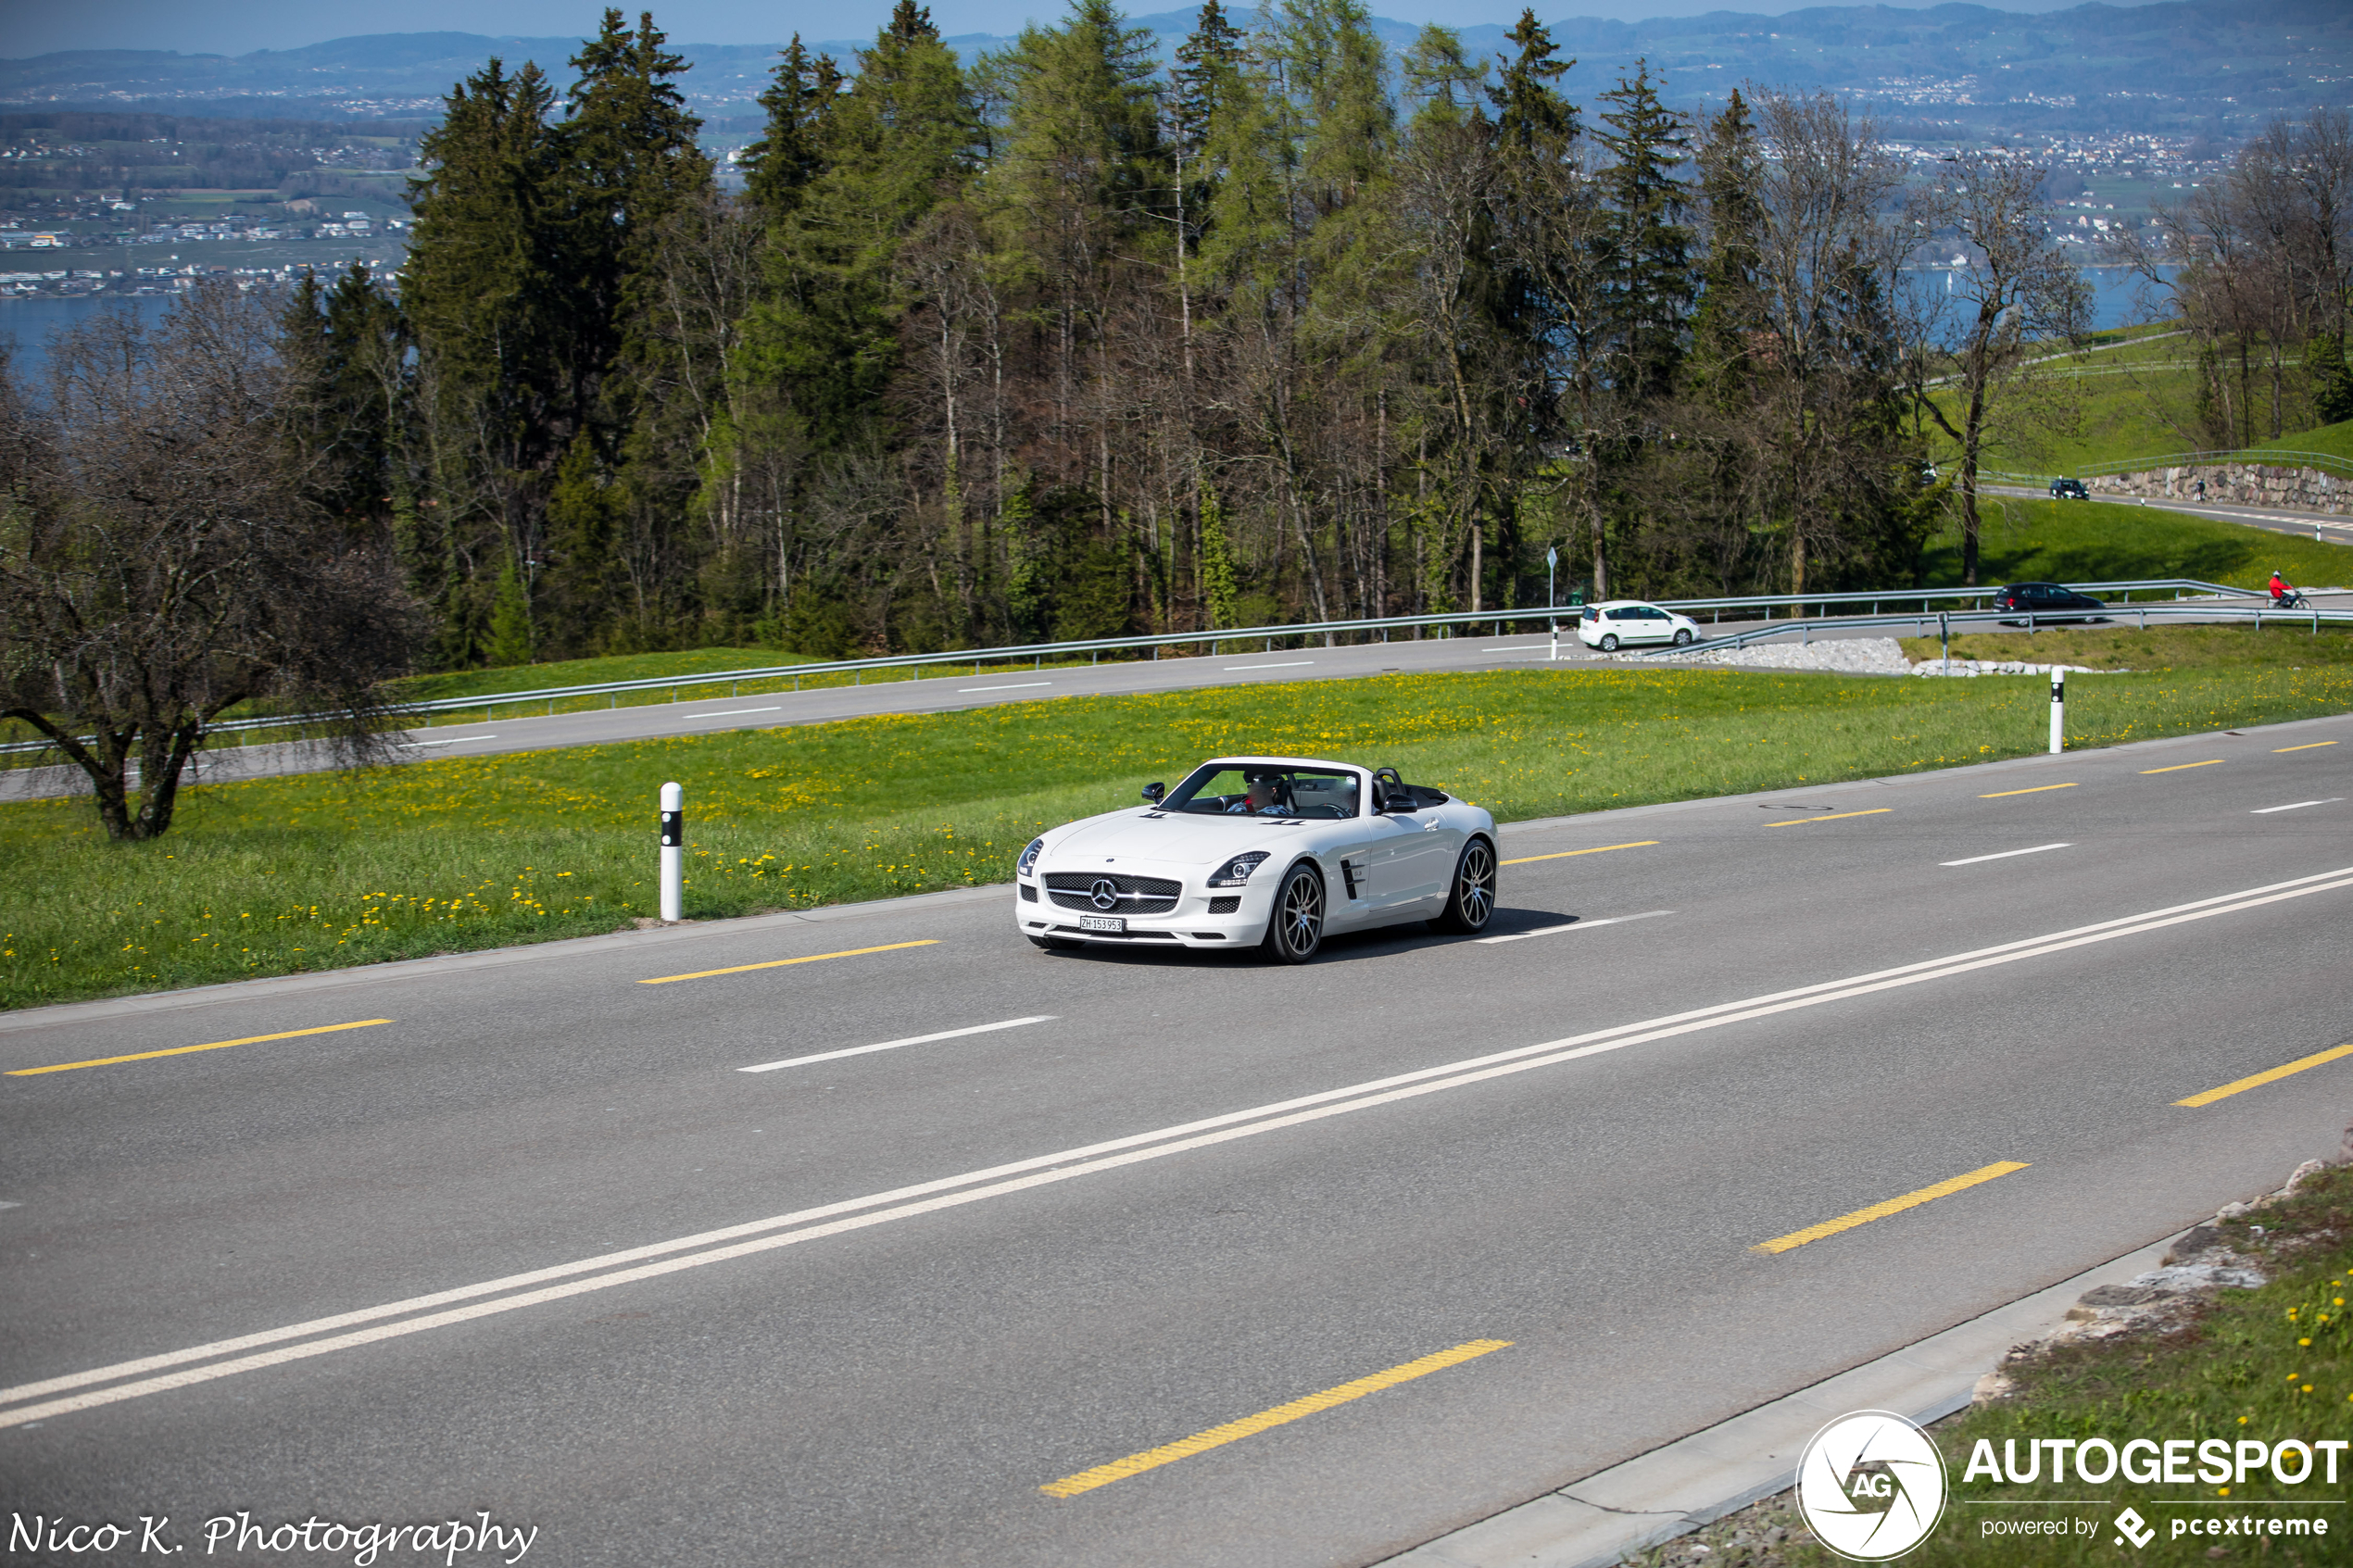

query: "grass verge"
(1895, 623), (2353, 671)
(1629, 1163), (2353, 1568)
(1919, 499), (2353, 595)
(6, 632), (2353, 1011)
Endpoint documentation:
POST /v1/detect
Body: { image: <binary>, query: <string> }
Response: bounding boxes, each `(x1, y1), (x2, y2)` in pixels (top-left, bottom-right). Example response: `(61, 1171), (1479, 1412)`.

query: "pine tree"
(1687, 90), (1764, 411)
(280, 262), (409, 537)
(1485, 10), (1601, 592)
(750, 0), (975, 451)
(1595, 63), (1692, 405)
(485, 554), (535, 666)
(403, 56), (573, 662)
(743, 36), (843, 222)
(562, 7), (713, 421)
(1172, 0), (1244, 164)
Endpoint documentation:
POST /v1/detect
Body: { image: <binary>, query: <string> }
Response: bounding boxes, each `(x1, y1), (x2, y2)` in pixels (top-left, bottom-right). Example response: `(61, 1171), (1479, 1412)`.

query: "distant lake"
(2, 295), (173, 381)
(1916, 264), (2177, 333)
(6, 262), (2183, 384)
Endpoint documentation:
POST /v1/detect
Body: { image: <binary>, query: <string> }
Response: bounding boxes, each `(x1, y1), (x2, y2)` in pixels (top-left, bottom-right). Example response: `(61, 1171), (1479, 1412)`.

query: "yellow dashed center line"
(1039, 1338), (1513, 1499)
(1982, 783), (2078, 798)
(1753, 1162), (2029, 1254)
(7, 1020), (395, 1076)
(2141, 760), (2223, 774)
(1765, 808), (1892, 827)
(1503, 841), (1660, 866)
(2175, 1043), (2353, 1108)
(638, 939), (939, 985)
(2275, 741), (2339, 753)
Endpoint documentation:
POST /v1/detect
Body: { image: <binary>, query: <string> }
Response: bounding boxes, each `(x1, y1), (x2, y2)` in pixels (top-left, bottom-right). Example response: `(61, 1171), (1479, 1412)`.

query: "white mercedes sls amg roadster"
(1013, 756), (1499, 962)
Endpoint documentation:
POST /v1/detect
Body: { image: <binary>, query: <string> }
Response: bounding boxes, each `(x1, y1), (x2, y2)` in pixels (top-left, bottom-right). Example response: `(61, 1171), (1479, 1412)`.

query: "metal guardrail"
(0, 577), (2271, 759)
(1638, 596), (2353, 659)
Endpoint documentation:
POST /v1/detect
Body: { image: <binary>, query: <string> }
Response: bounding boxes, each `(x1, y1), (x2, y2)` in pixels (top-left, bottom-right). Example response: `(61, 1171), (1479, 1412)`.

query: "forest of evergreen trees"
(268, 0), (1999, 667)
(287, 1), (2070, 668)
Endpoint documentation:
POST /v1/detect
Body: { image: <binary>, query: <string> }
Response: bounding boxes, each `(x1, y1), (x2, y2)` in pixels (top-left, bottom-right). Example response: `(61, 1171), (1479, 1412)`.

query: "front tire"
(1672, 627), (1693, 646)
(1598, 633), (1619, 651)
(1430, 836), (1498, 935)
(1260, 863), (1325, 963)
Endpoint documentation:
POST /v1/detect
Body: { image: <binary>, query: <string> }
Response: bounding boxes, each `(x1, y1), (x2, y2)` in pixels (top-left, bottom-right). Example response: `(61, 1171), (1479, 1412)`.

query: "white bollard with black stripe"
(660, 780), (684, 922)
(2048, 669), (2065, 755)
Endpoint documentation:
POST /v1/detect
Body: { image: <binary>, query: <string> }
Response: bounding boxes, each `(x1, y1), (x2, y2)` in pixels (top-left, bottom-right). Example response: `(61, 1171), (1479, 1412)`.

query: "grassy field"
(384, 646), (814, 704)
(1926, 327), (2353, 478)
(1928, 326), (2202, 476)
(7, 630), (2353, 1010)
(1898, 622), (2353, 671)
(1919, 498), (2353, 592)
(2252, 417), (2353, 467)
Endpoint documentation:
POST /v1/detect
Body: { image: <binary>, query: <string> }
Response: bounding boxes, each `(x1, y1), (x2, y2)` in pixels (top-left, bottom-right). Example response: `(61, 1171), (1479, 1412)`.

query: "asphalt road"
(4, 718), (2350, 1565)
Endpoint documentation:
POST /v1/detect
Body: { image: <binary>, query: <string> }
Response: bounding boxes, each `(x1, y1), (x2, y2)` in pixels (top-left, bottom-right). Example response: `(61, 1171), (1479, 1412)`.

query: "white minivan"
(1576, 599), (1703, 651)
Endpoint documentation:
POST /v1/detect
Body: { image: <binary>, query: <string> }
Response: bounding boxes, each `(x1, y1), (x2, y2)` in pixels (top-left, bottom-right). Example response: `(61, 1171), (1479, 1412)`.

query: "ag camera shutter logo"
(1795, 1411), (1948, 1561)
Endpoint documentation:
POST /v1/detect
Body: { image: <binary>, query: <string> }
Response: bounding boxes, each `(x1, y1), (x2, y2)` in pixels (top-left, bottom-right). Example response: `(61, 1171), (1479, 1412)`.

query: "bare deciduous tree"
(0, 284), (418, 840)
(1907, 151), (2090, 585)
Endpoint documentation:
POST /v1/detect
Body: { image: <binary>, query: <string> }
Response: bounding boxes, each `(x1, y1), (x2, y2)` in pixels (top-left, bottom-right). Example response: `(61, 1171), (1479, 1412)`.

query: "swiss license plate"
(1078, 915), (1126, 935)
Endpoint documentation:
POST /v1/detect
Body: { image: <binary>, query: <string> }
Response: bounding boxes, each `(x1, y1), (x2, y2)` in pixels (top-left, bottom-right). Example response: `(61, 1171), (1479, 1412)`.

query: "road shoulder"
(1378, 1236), (2179, 1568)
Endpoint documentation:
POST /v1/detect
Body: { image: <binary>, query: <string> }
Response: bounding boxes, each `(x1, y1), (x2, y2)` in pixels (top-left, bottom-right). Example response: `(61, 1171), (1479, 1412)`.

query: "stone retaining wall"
(2087, 461), (2349, 514)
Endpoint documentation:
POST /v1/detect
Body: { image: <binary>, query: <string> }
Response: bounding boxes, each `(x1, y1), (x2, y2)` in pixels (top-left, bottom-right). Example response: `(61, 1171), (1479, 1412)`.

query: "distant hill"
(2, 0), (2346, 142)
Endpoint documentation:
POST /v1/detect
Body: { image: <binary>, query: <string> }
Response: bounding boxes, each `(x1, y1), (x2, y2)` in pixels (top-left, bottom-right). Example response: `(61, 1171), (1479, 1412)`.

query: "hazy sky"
(10, 0), (2167, 58)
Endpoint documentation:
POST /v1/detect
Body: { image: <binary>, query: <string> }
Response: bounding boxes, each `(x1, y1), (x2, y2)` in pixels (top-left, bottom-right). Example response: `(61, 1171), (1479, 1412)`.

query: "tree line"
(292, 1), (2080, 668)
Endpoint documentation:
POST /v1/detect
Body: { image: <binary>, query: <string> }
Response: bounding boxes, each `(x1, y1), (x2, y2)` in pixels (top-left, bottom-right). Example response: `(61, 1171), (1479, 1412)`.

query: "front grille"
(1209, 896), (1240, 914)
(1044, 872), (1181, 915)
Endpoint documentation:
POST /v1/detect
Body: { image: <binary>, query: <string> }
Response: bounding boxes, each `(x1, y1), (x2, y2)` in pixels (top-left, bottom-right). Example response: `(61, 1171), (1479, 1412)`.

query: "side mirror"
(1141, 782), (1164, 804)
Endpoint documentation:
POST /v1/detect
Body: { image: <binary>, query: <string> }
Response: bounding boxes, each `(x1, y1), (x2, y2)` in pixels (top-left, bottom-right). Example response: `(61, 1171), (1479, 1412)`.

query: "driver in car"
(1229, 772), (1284, 815)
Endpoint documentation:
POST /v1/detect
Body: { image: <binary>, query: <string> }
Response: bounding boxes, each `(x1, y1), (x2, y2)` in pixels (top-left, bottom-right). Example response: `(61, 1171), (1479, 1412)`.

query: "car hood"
(1045, 809), (1311, 867)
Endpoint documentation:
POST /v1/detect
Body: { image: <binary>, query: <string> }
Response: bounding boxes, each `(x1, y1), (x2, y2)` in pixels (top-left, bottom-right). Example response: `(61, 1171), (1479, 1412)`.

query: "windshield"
(1164, 765), (1361, 820)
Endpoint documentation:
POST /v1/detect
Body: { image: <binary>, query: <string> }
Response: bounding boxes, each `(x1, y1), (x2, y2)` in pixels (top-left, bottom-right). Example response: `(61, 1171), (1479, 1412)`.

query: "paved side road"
(3, 713), (2349, 1564)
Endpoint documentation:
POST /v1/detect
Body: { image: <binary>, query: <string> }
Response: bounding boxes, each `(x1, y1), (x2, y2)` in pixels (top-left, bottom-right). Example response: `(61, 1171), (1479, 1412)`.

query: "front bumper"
(1013, 866), (1275, 947)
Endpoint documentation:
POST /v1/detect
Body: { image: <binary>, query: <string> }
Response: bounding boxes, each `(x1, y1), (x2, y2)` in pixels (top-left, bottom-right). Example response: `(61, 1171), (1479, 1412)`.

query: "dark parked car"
(2049, 478), (2089, 499)
(1993, 582), (2106, 625)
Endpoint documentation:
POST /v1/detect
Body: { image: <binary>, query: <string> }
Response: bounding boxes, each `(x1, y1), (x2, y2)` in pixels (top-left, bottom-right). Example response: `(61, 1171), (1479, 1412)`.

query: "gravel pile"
(1601, 637), (1915, 675)
(1909, 657), (2120, 677)
(1601, 637), (2123, 678)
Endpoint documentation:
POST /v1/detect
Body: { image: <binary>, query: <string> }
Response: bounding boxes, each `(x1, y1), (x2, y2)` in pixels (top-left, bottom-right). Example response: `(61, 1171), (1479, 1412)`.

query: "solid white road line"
(1476, 909), (1676, 946)
(12, 863), (2353, 1430)
(396, 734), (497, 748)
(684, 706), (784, 720)
(738, 1016), (1056, 1073)
(2252, 798), (2343, 814)
(1940, 843), (2073, 867)
(1222, 661), (1315, 671)
(960, 681), (1052, 692)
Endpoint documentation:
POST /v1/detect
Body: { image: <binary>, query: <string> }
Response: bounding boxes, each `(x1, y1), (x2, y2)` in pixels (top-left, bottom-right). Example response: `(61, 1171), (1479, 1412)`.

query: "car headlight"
(1018, 836), (1045, 877)
(1208, 851), (1270, 888)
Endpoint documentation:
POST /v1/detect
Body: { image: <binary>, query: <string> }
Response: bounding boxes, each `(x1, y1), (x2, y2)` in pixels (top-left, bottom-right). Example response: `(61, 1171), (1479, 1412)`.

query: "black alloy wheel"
(1261, 863), (1325, 963)
(1430, 837), (1498, 935)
